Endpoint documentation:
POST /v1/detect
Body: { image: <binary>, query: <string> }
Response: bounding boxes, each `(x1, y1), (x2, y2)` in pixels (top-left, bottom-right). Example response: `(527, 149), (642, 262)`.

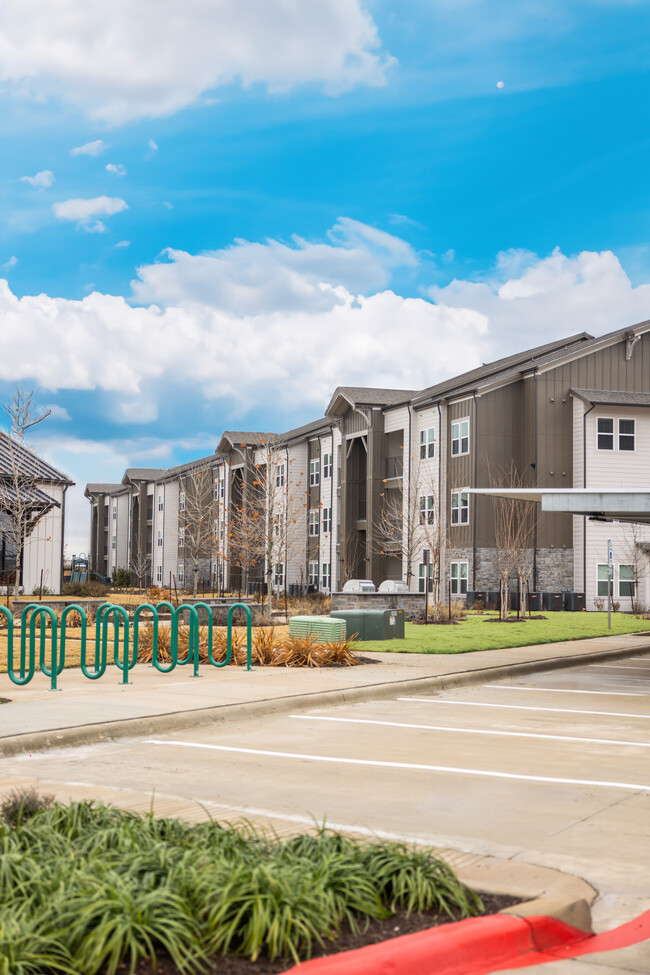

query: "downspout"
(533, 370), (538, 591)
(328, 427), (334, 591)
(60, 484), (67, 593)
(582, 402), (595, 597)
(437, 402), (442, 601)
(407, 403), (412, 586)
(285, 446), (289, 594)
(472, 392), (478, 590)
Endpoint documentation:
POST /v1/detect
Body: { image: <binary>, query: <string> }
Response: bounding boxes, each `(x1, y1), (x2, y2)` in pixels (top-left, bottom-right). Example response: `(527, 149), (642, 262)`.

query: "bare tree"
(0, 389), (52, 597)
(490, 462), (536, 620)
(129, 537), (152, 592)
(619, 522), (650, 614)
(179, 463), (216, 597)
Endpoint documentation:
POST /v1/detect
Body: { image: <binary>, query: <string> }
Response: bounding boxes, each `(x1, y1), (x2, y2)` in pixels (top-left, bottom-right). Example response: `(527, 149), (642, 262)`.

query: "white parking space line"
(483, 685), (646, 697)
(144, 740), (650, 792)
(289, 714), (650, 749)
(398, 698), (650, 720)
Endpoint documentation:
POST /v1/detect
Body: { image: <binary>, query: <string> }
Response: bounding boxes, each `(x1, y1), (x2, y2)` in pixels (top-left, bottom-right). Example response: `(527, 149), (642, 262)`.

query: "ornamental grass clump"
(0, 800), (485, 972)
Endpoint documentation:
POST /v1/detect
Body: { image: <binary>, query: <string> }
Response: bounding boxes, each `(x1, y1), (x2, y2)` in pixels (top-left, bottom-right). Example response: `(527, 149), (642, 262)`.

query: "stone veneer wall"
(446, 547), (575, 594)
(535, 548), (574, 591)
(331, 592), (426, 620)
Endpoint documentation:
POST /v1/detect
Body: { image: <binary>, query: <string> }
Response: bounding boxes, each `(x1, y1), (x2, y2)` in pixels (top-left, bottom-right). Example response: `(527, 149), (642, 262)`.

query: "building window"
(214, 479), (219, 500)
(308, 561), (318, 586)
(156, 564), (162, 583)
(179, 491), (186, 512)
(157, 530), (163, 547)
(419, 495), (435, 525)
(451, 419), (469, 456)
(310, 460), (320, 486)
(420, 428), (435, 459)
(274, 563), (284, 589)
(111, 537), (116, 550)
(619, 419), (635, 451)
(322, 507), (332, 533)
(597, 564), (610, 597)
(450, 561), (468, 595)
(597, 418), (614, 450)
(451, 490), (469, 525)
(619, 564), (635, 597)
(309, 509), (319, 535)
(321, 563), (331, 590)
(179, 527), (185, 548)
(276, 463), (285, 488)
(418, 563), (433, 593)
(112, 504), (117, 520)
(177, 563), (185, 584)
(323, 453), (332, 478)
(158, 494), (163, 511)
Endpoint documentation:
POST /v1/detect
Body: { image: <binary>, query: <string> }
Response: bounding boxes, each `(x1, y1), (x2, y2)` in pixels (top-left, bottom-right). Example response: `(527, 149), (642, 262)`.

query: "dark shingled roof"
(84, 482), (129, 498)
(0, 433), (74, 485)
(281, 417), (332, 443)
(122, 468), (168, 484)
(413, 333), (592, 405)
(571, 388), (650, 407)
(327, 387), (417, 415)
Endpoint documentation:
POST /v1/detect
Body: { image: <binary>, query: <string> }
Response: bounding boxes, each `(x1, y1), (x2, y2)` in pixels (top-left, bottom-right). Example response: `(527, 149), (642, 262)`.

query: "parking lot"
(4, 651), (649, 944)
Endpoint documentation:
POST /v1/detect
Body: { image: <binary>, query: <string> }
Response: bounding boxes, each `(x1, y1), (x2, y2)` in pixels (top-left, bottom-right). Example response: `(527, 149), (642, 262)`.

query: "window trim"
(618, 564), (635, 598)
(276, 463), (285, 488)
(597, 563), (611, 597)
(450, 561), (468, 595)
(179, 491), (186, 512)
(419, 427), (435, 459)
(451, 418), (470, 457)
(450, 490), (469, 526)
(309, 459), (320, 486)
(618, 418), (635, 452)
(322, 506), (332, 534)
(178, 526), (185, 548)
(308, 561), (318, 587)
(308, 509), (319, 536)
(321, 563), (331, 590)
(418, 562), (433, 593)
(323, 453), (332, 478)
(419, 495), (435, 525)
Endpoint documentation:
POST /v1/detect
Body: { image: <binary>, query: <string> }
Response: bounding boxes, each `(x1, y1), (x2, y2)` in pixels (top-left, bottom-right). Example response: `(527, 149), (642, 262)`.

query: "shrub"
(62, 581), (110, 598)
(1, 787), (55, 828)
(111, 567), (132, 588)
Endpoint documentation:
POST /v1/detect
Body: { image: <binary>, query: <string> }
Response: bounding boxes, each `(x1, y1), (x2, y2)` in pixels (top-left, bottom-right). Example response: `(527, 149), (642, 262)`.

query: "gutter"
(582, 402), (595, 597)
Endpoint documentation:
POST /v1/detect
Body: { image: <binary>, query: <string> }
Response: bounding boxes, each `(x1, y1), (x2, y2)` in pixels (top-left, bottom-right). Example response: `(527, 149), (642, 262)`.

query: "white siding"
(22, 484), (65, 594)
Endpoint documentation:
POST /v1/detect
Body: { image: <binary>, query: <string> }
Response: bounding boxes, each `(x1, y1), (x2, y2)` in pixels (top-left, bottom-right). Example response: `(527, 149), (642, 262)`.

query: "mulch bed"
(127, 892), (520, 975)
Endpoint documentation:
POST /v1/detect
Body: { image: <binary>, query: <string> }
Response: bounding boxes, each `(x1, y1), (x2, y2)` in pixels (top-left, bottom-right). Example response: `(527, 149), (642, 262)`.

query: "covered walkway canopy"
(469, 489), (650, 525)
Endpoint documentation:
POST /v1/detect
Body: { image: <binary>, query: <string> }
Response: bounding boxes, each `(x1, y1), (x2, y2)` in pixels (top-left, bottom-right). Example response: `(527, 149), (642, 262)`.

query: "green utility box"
(288, 616), (347, 641)
(330, 609), (405, 641)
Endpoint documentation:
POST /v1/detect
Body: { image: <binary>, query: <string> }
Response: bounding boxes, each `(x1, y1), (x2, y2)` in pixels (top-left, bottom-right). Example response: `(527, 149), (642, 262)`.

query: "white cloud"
(70, 139), (108, 156)
(115, 240), (131, 248)
(0, 0), (393, 124)
(106, 163), (127, 176)
(19, 169), (55, 188)
(2, 256), (18, 269)
(147, 139), (158, 152)
(1, 229), (649, 425)
(52, 195), (128, 232)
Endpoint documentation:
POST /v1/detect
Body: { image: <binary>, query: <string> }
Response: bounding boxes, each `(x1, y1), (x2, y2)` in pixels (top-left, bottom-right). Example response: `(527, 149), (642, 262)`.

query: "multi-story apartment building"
(87, 320), (650, 609)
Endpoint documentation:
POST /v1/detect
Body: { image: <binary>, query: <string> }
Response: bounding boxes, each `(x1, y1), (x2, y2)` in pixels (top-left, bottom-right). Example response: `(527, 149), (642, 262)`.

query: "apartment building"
(1, 433), (73, 593)
(87, 319), (650, 608)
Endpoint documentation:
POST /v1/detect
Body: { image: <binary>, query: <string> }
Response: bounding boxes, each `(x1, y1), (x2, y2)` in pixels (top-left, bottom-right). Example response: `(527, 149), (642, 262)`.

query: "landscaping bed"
(0, 793), (511, 975)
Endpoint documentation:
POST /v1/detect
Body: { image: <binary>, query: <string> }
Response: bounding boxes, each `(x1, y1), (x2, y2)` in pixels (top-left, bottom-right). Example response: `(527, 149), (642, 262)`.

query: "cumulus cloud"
(1, 228), (648, 422)
(52, 195), (128, 232)
(19, 169), (55, 188)
(70, 139), (108, 156)
(106, 163), (127, 176)
(0, 0), (393, 124)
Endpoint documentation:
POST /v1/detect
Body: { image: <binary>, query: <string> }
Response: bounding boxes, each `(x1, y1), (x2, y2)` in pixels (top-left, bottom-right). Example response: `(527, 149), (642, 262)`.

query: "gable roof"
(0, 433), (73, 485)
(326, 386), (417, 417)
(571, 388), (650, 408)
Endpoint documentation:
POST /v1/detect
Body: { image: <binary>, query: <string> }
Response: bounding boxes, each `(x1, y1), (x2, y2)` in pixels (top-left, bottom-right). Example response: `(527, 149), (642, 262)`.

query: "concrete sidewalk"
(1, 632), (649, 973)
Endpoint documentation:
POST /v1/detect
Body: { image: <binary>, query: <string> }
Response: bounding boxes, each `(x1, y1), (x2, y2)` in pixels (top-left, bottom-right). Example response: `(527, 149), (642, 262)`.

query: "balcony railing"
(384, 457), (403, 479)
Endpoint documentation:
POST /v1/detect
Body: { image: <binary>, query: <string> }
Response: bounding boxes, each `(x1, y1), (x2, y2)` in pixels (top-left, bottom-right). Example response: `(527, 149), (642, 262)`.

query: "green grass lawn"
(356, 611), (650, 655)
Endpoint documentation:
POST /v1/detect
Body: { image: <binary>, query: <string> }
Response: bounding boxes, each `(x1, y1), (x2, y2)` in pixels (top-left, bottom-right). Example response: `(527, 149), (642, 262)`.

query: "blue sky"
(2, 0), (650, 552)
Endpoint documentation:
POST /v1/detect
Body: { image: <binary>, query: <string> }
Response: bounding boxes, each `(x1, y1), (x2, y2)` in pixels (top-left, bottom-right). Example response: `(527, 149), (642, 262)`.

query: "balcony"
(384, 457), (403, 480)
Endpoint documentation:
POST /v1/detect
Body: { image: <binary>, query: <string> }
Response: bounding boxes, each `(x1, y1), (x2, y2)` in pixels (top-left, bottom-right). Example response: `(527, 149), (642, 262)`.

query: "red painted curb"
(281, 914), (589, 975)
(282, 909), (650, 974)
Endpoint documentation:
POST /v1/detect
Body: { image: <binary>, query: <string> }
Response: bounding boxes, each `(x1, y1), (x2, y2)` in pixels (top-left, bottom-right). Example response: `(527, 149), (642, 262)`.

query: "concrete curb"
(1, 642), (648, 757)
